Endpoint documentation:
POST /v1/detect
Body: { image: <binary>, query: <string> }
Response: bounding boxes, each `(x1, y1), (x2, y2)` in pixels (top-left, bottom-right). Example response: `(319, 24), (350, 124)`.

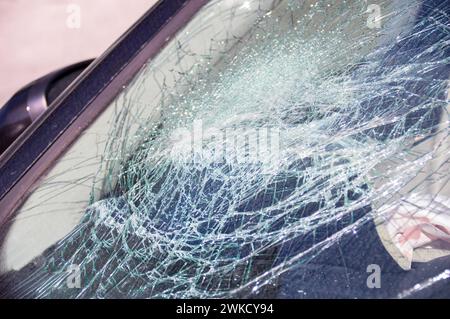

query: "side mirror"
(0, 60), (93, 155)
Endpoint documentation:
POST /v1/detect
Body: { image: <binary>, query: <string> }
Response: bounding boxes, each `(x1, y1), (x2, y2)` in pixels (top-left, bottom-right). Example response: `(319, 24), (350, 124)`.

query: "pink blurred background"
(0, 0), (157, 108)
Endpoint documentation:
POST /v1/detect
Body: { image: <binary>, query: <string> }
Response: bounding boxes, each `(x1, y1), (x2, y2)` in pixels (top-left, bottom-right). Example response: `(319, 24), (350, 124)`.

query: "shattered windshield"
(0, 0), (449, 298)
